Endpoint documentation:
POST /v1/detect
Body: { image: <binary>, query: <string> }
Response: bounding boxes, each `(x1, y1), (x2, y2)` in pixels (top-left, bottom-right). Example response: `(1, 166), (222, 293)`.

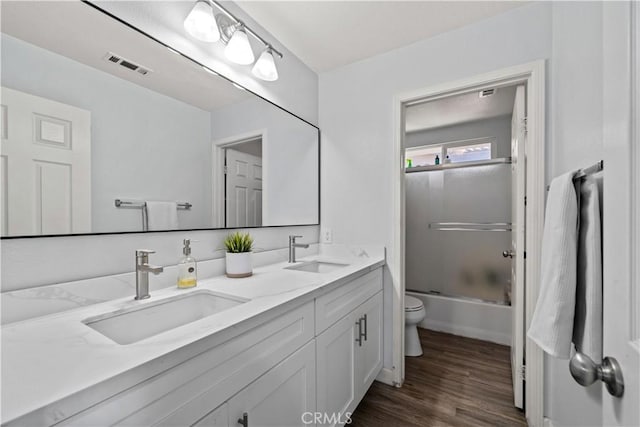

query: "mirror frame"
(1, 0), (320, 240)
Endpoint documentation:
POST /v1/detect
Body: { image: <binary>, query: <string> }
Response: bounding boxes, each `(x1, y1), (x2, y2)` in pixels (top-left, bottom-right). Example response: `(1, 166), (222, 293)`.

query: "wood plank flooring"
(350, 329), (527, 427)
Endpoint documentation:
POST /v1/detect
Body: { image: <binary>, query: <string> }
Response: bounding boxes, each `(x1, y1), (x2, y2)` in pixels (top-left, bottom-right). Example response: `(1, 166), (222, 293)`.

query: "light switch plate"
(321, 228), (332, 244)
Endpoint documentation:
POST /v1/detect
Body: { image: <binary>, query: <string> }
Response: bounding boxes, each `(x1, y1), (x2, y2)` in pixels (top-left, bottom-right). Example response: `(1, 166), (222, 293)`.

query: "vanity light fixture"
(225, 23), (254, 65)
(183, 0), (283, 81)
(184, 0), (220, 42)
(252, 46), (278, 81)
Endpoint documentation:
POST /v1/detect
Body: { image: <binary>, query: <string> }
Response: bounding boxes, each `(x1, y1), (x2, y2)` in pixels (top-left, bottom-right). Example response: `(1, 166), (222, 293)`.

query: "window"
(406, 137), (495, 168)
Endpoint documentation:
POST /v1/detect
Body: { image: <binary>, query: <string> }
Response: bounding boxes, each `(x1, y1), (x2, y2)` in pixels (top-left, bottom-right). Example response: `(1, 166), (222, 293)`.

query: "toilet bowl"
(405, 295), (426, 357)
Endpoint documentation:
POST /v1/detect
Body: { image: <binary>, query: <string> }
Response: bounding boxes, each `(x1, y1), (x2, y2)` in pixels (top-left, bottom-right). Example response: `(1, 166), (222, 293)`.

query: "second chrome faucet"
(288, 235), (309, 263)
(135, 249), (164, 300)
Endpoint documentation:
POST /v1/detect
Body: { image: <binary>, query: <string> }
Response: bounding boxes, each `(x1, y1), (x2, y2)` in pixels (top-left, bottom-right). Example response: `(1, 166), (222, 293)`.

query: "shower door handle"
(502, 250), (514, 258)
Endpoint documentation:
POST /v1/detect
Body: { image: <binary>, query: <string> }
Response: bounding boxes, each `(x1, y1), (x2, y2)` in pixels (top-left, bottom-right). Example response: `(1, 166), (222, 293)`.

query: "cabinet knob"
(237, 412), (249, 427)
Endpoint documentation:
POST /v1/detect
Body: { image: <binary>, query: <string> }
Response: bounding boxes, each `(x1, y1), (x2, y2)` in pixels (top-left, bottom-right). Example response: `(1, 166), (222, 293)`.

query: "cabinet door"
(355, 292), (383, 400)
(228, 341), (316, 427)
(192, 403), (229, 427)
(316, 310), (357, 426)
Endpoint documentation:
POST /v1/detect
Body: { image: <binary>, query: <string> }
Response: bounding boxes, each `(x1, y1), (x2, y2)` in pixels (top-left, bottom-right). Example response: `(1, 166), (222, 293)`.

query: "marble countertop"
(1, 244), (384, 424)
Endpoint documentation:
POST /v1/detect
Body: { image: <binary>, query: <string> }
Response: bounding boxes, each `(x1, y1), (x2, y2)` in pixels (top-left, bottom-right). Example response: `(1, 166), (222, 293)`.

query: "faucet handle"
(136, 249), (156, 257)
(289, 235), (303, 242)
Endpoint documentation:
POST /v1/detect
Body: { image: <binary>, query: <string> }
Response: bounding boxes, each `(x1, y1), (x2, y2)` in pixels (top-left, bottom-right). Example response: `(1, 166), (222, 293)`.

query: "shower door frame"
(391, 60), (546, 426)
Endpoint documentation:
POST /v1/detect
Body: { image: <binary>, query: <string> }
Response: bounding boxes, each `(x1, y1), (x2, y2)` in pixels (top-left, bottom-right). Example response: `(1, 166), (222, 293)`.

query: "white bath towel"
(527, 171), (578, 359)
(145, 201), (178, 231)
(572, 175), (603, 362)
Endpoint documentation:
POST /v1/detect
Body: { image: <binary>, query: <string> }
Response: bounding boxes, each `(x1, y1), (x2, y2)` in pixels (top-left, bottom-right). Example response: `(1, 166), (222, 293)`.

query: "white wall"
(1, 1), (320, 292)
(94, 0), (318, 125)
(1, 34), (212, 233)
(544, 2), (605, 426)
(210, 98), (319, 226)
(319, 1), (551, 372)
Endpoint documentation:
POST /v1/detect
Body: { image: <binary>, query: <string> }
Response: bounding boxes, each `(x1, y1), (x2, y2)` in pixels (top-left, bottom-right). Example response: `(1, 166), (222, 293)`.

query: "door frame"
(391, 60), (546, 425)
(211, 129), (267, 228)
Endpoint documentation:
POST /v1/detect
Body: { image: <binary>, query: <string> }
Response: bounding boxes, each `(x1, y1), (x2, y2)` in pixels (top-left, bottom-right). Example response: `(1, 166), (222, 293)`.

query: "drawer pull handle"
(362, 314), (368, 342)
(355, 318), (363, 346)
(238, 412), (249, 427)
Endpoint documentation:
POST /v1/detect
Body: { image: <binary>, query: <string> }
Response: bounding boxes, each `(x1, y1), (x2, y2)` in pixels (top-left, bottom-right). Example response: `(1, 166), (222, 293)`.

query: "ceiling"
(405, 85), (516, 133)
(237, 1), (528, 72)
(1, 1), (251, 111)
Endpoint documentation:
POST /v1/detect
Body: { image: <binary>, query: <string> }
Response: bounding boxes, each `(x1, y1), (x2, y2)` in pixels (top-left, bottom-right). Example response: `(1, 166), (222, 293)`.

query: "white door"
(601, 3), (639, 425)
(1, 87), (91, 236)
(225, 148), (262, 228)
(354, 292), (383, 400)
(510, 85), (526, 409)
(316, 311), (357, 427)
(228, 341), (316, 427)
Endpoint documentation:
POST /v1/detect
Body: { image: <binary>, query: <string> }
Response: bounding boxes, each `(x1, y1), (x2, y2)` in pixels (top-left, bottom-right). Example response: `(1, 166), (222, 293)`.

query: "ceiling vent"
(103, 52), (152, 76)
(479, 88), (496, 98)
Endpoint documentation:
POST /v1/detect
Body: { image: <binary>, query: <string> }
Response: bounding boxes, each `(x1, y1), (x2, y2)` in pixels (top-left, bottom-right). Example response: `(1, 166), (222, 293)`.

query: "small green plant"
(224, 231), (254, 253)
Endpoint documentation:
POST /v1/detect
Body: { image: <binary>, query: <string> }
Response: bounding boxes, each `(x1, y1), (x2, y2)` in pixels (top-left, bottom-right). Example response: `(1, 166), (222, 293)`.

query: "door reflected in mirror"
(0, 1), (319, 237)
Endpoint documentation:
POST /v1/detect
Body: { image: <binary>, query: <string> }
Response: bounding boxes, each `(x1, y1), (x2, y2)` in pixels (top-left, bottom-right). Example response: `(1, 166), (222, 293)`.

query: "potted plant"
(224, 231), (254, 278)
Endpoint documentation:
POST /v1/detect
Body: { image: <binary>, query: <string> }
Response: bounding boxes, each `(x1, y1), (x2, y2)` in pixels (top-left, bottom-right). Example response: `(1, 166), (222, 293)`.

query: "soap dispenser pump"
(177, 239), (197, 289)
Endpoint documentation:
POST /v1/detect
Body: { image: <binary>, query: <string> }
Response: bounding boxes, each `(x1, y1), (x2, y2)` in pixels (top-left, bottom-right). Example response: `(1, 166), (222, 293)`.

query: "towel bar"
(114, 199), (192, 209)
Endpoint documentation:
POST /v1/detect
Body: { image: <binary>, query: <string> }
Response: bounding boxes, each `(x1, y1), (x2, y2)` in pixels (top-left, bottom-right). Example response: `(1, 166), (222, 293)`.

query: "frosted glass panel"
(406, 163), (512, 304)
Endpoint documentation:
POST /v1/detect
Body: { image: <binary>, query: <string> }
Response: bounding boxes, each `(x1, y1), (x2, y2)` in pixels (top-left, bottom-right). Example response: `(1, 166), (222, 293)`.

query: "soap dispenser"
(177, 239), (197, 289)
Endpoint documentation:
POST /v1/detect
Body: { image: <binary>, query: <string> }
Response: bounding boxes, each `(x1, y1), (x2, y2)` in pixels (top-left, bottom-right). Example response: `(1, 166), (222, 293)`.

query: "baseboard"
(375, 367), (400, 387)
(420, 318), (511, 346)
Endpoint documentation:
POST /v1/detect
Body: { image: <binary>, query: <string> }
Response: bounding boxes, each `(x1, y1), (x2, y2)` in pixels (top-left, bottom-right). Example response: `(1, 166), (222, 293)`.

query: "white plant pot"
(225, 252), (253, 278)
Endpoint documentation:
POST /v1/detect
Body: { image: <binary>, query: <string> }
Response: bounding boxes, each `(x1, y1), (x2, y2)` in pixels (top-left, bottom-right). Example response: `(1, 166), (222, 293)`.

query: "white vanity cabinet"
(315, 270), (383, 427)
(12, 266), (384, 427)
(227, 341), (316, 427)
(193, 341), (316, 427)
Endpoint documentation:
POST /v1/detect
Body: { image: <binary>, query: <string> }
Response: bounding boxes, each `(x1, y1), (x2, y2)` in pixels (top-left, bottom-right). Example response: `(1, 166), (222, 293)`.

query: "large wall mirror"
(0, 1), (319, 237)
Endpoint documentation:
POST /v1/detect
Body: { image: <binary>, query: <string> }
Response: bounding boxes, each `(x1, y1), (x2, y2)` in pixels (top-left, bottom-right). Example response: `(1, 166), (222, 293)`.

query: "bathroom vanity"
(1, 246), (384, 426)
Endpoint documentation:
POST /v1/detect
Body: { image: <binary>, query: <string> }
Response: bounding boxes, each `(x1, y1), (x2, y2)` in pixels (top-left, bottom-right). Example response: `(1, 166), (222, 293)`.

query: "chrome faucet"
(135, 249), (164, 300)
(288, 235), (309, 263)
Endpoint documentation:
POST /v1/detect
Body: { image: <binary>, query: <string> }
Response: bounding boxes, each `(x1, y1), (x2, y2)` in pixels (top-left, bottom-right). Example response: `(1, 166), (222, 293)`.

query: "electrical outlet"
(321, 228), (333, 244)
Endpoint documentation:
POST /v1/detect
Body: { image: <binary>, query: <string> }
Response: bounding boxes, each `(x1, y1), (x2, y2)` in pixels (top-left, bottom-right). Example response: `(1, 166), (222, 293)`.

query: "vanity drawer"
(315, 268), (382, 334)
(58, 301), (314, 427)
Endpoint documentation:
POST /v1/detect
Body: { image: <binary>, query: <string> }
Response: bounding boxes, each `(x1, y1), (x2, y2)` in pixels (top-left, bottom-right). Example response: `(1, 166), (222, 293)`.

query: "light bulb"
(225, 25), (254, 65)
(184, 1), (220, 42)
(252, 47), (278, 81)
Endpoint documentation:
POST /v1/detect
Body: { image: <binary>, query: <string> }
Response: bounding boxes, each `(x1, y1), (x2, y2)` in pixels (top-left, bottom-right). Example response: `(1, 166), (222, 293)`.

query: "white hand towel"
(145, 201), (178, 231)
(527, 171), (578, 359)
(572, 175), (602, 362)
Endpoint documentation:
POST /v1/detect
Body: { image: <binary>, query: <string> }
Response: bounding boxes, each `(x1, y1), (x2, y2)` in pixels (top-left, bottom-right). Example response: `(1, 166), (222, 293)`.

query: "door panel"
(355, 292), (383, 399)
(510, 85), (526, 409)
(228, 341), (316, 427)
(316, 312), (357, 426)
(1, 87), (91, 236)
(225, 148), (262, 228)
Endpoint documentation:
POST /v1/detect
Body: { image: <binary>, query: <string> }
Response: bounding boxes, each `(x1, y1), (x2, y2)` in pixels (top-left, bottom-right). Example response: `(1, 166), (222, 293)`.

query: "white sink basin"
(83, 291), (247, 345)
(285, 260), (349, 274)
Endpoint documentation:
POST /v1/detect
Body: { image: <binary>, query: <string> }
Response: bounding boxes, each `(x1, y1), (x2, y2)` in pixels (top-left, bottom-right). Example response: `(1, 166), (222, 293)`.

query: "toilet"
(405, 295), (426, 357)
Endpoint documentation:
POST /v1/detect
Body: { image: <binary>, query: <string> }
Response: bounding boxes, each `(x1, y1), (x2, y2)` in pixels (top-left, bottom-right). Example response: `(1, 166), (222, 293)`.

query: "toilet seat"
(404, 295), (423, 312)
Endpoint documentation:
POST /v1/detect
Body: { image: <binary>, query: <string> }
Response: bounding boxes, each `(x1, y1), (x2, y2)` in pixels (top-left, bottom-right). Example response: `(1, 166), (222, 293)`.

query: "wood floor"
(350, 329), (527, 427)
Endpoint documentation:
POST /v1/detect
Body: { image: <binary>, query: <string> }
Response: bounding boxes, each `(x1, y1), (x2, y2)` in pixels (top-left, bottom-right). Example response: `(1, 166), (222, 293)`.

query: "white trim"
(391, 60), (546, 426)
(375, 367), (399, 388)
(543, 417), (556, 427)
(211, 129), (268, 228)
(632, 0), (640, 345)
